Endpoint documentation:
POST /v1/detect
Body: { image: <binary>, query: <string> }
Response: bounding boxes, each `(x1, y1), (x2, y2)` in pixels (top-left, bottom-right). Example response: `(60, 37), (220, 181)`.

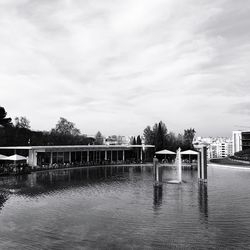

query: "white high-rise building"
(232, 131), (242, 154)
(208, 139), (233, 158)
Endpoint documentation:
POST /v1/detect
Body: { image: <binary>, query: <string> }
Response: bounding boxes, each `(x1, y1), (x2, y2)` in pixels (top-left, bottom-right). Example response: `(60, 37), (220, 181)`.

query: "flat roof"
(0, 145), (155, 151)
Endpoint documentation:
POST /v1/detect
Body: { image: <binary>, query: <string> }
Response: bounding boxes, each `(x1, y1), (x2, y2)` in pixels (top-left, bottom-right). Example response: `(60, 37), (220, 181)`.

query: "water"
(0, 165), (250, 249)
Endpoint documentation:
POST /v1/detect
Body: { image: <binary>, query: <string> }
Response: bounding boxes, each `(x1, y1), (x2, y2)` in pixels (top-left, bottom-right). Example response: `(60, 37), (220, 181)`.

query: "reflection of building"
(153, 185), (163, 210)
(198, 183), (208, 220)
(232, 130), (250, 154)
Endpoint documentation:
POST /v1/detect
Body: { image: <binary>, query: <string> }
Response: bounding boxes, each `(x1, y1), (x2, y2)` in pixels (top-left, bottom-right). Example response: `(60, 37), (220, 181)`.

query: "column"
(122, 150), (125, 162)
(50, 152), (53, 165)
(28, 149), (36, 167)
(117, 151), (119, 162)
(34, 151), (38, 167)
(197, 151), (201, 179)
(105, 151), (107, 160)
(87, 151), (89, 162)
(69, 152), (71, 163)
(140, 148), (143, 162)
(111, 150), (113, 162)
(200, 146), (207, 182)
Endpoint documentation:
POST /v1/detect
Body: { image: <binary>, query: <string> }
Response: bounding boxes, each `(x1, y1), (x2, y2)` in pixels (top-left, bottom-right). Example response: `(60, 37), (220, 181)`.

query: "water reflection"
(0, 193), (8, 211)
(0, 166), (130, 197)
(198, 182), (208, 221)
(1, 166), (250, 249)
(153, 185), (163, 210)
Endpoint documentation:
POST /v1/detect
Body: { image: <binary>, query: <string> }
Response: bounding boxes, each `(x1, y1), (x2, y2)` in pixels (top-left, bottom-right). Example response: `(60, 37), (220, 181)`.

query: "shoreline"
(208, 163), (250, 170)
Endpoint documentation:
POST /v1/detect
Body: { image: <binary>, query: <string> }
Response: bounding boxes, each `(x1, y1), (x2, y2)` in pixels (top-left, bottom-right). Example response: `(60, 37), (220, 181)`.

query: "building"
(105, 135), (131, 145)
(232, 130), (250, 154)
(208, 140), (233, 158)
(194, 137), (233, 159)
(232, 131), (242, 154)
(241, 131), (250, 151)
(0, 144), (155, 168)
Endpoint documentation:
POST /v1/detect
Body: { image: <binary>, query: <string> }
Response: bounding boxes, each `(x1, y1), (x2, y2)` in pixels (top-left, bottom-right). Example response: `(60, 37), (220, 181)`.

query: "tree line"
(0, 107), (94, 147)
(0, 107), (196, 154)
(143, 121), (196, 157)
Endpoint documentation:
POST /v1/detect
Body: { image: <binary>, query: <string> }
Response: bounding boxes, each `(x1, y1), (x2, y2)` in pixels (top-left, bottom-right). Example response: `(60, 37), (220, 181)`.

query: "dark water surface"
(0, 165), (250, 249)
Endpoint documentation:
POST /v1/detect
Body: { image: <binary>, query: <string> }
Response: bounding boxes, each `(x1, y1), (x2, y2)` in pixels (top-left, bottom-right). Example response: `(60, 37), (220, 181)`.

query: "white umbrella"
(181, 149), (198, 164)
(155, 149), (176, 155)
(155, 149), (176, 163)
(0, 154), (7, 160)
(3, 154), (27, 161)
(180, 150), (199, 155)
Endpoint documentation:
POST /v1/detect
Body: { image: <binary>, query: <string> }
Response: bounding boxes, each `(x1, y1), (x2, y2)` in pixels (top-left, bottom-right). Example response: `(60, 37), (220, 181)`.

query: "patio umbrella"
(180, 150), (198, 155)
(3, 154), (27, 161)
(0, 154), (7, 160)
(181, 150), (198, 163)
(155, 149), (176, 162)
(155, 149), (176, 155)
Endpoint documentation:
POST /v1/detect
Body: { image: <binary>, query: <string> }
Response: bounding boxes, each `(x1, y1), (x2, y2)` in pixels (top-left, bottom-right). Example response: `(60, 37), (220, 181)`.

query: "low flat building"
(0, 144), (155, 168)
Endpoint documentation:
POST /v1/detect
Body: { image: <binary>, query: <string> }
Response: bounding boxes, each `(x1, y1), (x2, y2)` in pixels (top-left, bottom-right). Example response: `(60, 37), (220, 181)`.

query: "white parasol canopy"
(155, 149), (176, 155)
(0, 154), (7, 160)
(180, 150), (199, 155)
(3, 154), (27, 161)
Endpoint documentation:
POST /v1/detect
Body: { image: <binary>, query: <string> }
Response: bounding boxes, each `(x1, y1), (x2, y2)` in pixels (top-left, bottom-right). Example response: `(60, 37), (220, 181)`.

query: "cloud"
(0, 0), (250, 136)
(229, 102), (250, 116)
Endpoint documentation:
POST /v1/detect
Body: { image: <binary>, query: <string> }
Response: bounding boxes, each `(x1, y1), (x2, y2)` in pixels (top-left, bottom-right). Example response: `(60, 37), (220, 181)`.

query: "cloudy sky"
(0, 0), (250, 137)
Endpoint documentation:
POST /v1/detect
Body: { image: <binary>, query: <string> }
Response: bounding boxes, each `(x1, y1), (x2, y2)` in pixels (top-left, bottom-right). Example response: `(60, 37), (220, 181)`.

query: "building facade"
(194, 137), (233, 159)
(0, 144), (155, 168)
(241, 131), (250, 151)
(232, 131), (242, 154)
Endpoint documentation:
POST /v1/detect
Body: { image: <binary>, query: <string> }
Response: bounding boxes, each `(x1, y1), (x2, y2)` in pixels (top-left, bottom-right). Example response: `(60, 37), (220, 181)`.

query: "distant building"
(232, 130), (250, 154)
(232, 131), (242, 154)
(242, 131), (250, 151)
(194, 137), (233, 159)
(105, 135), (130, 145)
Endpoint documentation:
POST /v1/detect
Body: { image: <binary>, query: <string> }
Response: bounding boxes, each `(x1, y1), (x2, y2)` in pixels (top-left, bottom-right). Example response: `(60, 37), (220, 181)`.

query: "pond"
(0, 165), (250, 249)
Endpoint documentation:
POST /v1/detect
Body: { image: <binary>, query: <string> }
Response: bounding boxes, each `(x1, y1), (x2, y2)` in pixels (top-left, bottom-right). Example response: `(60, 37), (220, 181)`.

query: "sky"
(0, 0), (250, 137)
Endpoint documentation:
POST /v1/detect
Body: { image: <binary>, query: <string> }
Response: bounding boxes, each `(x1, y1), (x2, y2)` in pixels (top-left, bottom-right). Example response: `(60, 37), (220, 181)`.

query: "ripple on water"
(0, 165), (250, 249)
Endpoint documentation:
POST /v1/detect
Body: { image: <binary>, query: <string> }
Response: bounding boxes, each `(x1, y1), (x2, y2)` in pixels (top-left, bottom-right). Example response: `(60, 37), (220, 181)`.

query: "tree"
(155, 121), (168, 151)
(166, 132), (178, 151)
(143, 126), (154, 145)
(95, 131), (104, 145)
(0, 106), (12, 127)
(143, 121), (168, 150)
(52, 117), (80, 136)
(14, 116), (31, 129)
(136, 135), (142, 145)
(183, 128), (196, 149)
(132, 137), (136, 145)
